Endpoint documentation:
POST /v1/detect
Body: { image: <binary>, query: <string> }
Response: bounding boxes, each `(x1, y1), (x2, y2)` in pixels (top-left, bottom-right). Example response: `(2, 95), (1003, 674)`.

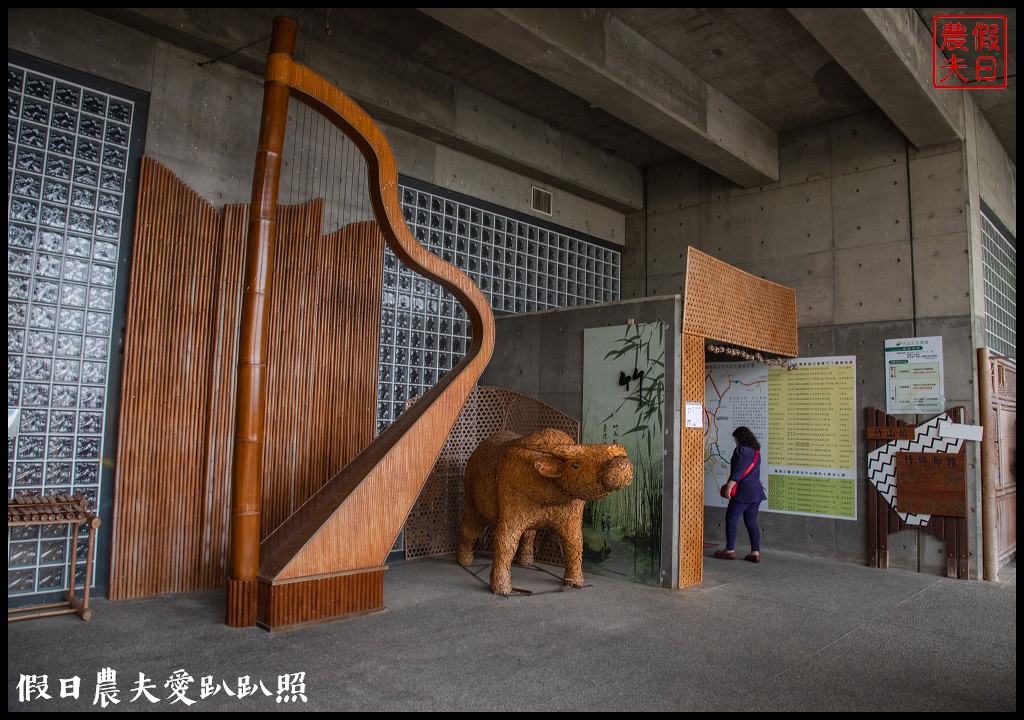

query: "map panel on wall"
(704, 357), (857, 520)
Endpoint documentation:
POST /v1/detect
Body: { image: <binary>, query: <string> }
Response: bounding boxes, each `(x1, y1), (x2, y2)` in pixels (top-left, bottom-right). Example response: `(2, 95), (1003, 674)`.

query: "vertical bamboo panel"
(257, 569), (385, 631)
(201, 204), (248, 589)
(110, 160), (386, 601)
(110, 158), (225, 599)
(679, 333), (705, 588)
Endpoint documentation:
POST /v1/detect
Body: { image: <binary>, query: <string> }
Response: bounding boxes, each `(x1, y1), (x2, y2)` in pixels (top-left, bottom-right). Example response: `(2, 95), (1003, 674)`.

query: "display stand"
(8, 494), (100, 622)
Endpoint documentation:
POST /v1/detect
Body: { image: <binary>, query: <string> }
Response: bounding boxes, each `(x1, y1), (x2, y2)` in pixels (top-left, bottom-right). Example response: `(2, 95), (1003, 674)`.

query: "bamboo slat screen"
(110, 159), (383, 599)
(204, 205), (248, 589)
(110, 158), (226, 600)
(682, 247), (798, 357)
(258, 211), (383, 537)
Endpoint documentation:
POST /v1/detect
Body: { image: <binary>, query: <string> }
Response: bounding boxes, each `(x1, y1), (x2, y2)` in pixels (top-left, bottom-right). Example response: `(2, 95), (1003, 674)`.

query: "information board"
(704, 356), (857, 519)
(885, 336), (945, 415)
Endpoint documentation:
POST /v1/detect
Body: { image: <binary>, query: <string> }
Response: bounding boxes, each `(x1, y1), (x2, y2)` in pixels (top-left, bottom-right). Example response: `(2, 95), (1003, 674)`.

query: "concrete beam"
(421, 7), (779, 188)
(83, 7), (643, 212)
(789, 8), (965, 150)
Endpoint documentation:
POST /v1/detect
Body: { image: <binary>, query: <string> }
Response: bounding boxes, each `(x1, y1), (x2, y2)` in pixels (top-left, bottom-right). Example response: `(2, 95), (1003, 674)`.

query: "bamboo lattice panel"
(682, 247), (797, 357)
(679, 333), (705, 588)
(404, 386), (580, 563)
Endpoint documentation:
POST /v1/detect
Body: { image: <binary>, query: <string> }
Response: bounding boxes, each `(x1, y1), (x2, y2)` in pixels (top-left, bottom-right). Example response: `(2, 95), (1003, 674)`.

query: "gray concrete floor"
(7, 550), (1016, 712)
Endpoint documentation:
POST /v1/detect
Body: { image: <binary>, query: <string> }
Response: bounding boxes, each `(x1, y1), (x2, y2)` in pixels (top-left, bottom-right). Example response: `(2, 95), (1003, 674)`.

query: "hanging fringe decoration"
(706, 343), (795, 370)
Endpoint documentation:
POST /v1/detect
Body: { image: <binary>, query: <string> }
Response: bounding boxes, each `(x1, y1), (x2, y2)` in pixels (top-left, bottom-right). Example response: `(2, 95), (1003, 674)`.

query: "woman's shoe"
(713, 549), (736, 560)
(744, 553), (761, 563)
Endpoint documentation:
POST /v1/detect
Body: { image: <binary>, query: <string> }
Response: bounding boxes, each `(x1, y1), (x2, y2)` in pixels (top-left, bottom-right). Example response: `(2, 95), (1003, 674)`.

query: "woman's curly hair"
(732, 425), (760, 450)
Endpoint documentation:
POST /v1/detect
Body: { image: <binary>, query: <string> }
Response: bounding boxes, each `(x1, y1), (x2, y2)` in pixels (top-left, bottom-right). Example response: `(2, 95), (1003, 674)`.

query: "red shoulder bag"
(727, 450), (759, 498)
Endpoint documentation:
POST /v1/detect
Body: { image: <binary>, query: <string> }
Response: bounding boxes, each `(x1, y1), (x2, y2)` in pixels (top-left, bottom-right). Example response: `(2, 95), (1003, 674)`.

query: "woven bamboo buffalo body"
(458, 429), (634, 595)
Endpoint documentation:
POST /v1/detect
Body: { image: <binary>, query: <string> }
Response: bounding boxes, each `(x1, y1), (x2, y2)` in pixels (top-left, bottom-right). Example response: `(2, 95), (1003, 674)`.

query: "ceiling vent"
(531, 186), (553, 216)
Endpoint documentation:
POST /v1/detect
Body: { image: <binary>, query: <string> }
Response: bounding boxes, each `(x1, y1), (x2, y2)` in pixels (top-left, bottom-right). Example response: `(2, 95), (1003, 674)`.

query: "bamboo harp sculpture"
(227, 16), (495, 630)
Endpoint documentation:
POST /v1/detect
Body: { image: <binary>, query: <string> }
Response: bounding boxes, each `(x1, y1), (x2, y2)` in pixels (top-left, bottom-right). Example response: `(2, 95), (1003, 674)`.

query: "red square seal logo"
(933, 14), (1008, 89)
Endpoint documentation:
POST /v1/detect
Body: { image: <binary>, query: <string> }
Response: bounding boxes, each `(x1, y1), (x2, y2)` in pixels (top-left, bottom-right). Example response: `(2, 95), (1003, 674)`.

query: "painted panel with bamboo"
(682, 247), (797, 357)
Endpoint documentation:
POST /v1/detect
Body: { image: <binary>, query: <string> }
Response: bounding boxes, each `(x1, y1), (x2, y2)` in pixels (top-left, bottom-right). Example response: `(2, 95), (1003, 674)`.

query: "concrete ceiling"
(86, 7), (1014, 192)
(325, 8), (1015, 185)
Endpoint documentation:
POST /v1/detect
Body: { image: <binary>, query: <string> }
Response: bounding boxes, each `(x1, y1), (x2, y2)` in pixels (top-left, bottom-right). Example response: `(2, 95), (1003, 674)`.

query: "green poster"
(582, 322), (665, 587)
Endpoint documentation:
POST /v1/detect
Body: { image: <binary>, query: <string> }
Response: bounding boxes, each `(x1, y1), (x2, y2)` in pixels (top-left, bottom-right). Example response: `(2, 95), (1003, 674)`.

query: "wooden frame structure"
(865, 406), (970, 578)
(977, 348), (1016, 579)
(226, 17), (495, 630)
(8, 495), (100, 623)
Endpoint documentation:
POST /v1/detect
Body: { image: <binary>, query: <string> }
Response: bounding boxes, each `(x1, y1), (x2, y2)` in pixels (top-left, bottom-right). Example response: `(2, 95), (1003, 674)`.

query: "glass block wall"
(981, 211), (1016, 358)
(377, 181), (622, 433)
(8, 61), (139, 597)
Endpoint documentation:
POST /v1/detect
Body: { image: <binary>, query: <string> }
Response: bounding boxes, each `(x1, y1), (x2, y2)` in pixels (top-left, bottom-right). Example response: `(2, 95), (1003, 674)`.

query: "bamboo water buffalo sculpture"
(457, 429), (634, 595)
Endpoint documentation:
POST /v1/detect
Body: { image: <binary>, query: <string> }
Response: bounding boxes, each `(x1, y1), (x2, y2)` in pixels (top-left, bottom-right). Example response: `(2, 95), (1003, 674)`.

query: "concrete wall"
(630, 108), (1015, 575)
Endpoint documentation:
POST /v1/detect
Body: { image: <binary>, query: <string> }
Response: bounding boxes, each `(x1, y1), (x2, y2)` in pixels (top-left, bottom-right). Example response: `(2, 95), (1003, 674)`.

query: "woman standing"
(714, 426), (766, 563)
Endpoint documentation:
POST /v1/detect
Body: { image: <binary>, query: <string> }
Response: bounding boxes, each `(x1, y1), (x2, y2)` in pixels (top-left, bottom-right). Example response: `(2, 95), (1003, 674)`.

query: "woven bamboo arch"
(679, 247), (798, 586)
